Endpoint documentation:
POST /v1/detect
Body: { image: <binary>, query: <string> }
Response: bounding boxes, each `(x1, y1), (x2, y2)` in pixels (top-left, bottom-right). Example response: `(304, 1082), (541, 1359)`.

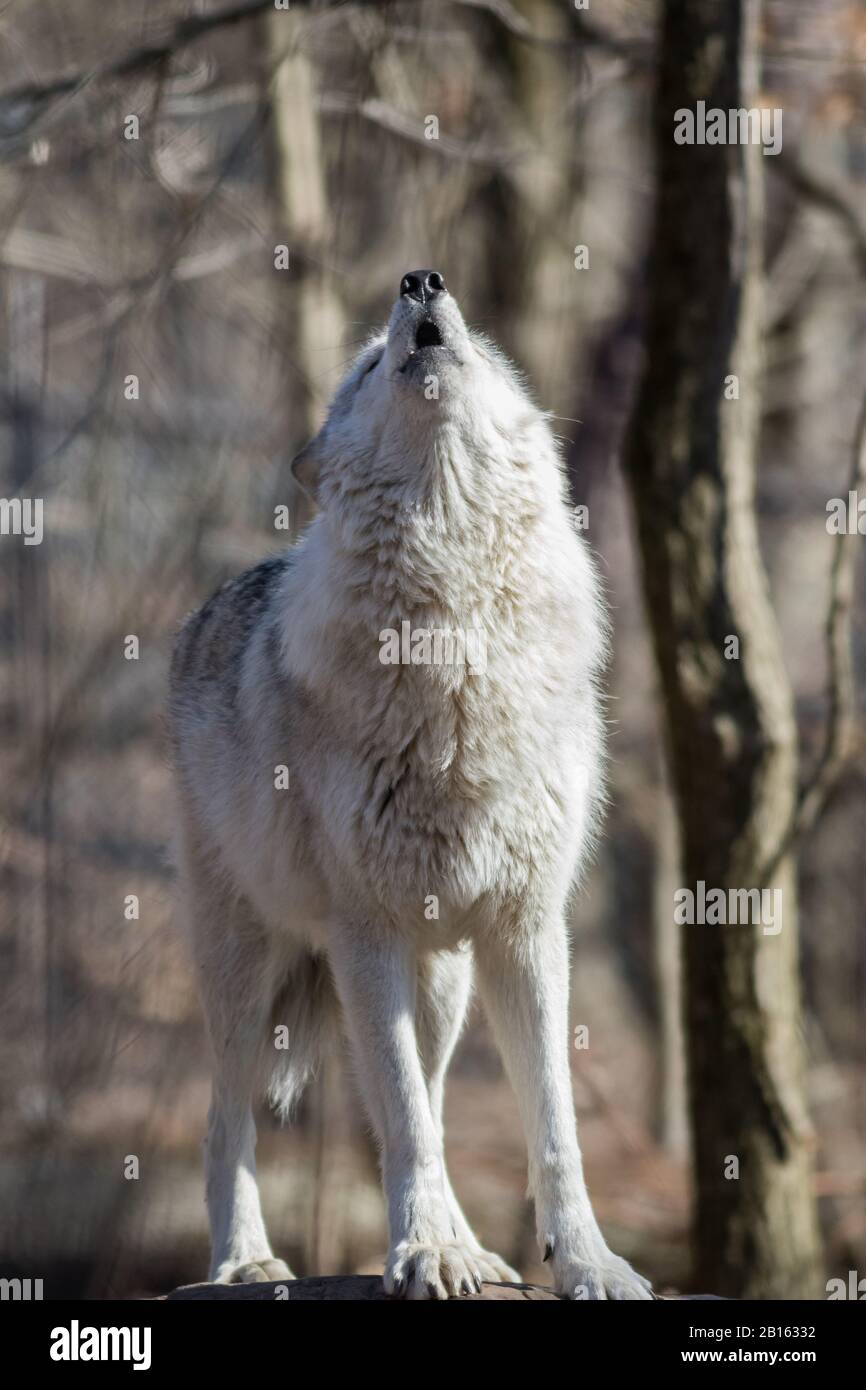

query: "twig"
(761, 392), (866, 881)
(318, 91), (520, 168)
(774, 155), (866, 279)
(796, 394), (866, 824)
(0, 0), (276, 146)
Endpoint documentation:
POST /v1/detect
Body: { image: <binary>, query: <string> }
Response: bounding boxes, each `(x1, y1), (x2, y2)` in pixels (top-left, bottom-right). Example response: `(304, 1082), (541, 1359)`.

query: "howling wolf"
(169, 270), (652, 1300)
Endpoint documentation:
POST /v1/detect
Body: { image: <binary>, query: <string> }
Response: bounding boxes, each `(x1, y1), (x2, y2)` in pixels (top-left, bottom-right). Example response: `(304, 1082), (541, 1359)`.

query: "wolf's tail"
(265, 951), (341, 1120)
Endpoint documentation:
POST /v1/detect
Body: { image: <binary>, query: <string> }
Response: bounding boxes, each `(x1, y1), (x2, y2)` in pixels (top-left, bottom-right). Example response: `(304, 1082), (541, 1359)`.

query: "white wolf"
(169, 270), (652, 1300)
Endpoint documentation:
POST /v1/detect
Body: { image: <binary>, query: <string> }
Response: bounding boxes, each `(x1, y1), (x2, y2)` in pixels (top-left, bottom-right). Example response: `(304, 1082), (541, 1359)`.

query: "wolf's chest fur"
(272, 504), (600, 922)
(353, 661), (573, 926)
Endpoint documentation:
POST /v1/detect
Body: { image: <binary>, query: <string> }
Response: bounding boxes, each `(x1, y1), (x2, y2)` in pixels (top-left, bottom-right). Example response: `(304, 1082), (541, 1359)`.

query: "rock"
(163, 1275), (561, 1301)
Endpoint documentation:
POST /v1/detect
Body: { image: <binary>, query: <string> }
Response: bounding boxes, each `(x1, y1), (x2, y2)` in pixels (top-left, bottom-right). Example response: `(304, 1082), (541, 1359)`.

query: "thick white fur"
(169, 281), (652, 1299)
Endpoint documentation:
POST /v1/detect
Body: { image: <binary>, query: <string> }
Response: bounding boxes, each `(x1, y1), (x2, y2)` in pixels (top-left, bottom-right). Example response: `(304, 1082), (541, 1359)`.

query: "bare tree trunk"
(265, 10), (345, 529)
(503, 0), (575, 407)
(622, 0), (822, 1298)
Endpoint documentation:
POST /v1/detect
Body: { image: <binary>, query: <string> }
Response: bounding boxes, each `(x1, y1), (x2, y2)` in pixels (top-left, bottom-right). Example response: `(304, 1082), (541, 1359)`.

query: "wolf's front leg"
(475, 919), (653, 1300)
(328, 924), (484, 1299)
(416, 949), (520, 1285)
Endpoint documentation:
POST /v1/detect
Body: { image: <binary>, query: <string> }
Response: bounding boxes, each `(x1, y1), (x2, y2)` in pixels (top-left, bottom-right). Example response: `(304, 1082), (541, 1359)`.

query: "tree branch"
(774, 154), (866, 279)
(0, 0), (276, 148)
(803, 393), (865, 799)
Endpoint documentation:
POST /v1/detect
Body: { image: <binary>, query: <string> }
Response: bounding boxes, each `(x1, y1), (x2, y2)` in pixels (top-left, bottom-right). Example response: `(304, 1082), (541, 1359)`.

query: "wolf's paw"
(385, 1241), (486, 1300)
(545, 1239), (653, 1301)
(214, 1257), (294, 1285)
(470, 1246), (522, 1285)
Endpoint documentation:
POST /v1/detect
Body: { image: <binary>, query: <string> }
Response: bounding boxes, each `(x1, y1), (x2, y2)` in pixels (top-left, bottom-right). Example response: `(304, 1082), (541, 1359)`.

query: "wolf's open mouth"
(415, 319), (443, 349)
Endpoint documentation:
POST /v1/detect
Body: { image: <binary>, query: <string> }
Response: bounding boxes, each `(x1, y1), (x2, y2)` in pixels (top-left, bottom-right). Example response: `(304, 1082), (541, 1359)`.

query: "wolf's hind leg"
(416, 949), (521, 1285)
(179, 830), (293, 1285)
(205, 948), (293, 1283)
(206, 1086), (292, 1285)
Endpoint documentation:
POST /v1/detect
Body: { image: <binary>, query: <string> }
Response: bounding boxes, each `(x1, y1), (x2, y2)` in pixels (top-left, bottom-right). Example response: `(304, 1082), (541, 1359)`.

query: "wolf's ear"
(290, 435), (323, 503)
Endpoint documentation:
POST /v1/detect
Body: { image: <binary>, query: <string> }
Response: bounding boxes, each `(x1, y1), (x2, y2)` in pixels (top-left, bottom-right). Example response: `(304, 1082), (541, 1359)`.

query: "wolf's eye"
(359, 354), (381, 383)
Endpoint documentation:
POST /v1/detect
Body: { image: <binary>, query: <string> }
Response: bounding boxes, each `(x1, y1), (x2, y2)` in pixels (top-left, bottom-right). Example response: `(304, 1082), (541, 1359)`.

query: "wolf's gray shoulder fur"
(171, 554), (293, 727)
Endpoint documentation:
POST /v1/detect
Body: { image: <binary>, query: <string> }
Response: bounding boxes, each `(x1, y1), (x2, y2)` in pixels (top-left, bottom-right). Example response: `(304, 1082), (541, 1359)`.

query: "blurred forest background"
(0, 0), (864, 1300)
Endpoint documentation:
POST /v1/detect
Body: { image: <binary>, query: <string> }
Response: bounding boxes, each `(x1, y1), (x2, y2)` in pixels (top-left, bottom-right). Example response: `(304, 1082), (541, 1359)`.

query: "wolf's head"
(291, 270), (554, 510)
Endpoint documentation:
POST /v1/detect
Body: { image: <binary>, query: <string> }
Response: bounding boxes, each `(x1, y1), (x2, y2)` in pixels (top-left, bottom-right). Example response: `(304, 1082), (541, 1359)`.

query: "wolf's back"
(169, 554), (292, 724)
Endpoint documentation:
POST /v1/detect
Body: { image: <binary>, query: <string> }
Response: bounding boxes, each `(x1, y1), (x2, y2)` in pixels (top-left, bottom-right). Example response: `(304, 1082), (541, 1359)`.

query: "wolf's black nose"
(400, 269), (447, 304)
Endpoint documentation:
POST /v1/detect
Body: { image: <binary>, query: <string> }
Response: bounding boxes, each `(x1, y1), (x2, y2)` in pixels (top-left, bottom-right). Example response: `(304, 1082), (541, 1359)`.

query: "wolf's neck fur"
(327, 417), (555, 615)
